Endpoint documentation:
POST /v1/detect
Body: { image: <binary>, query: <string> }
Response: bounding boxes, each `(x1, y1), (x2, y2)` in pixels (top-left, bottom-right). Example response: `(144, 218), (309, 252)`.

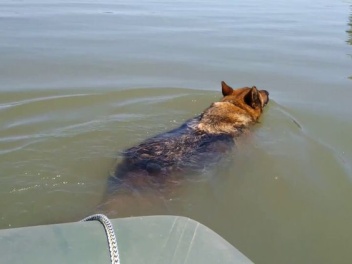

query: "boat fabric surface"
(0, 215), (252, 264)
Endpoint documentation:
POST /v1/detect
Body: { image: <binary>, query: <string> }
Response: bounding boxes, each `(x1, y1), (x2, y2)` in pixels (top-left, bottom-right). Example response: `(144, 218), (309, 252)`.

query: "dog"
(107, 81), (269, 195)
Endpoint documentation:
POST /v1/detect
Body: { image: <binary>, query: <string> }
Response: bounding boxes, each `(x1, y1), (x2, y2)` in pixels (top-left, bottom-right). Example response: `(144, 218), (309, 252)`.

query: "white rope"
(81, 214), (120, 264)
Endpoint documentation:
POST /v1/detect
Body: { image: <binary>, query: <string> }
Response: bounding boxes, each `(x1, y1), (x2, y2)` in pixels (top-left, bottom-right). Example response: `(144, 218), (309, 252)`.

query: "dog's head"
(220, 81), (269, 120)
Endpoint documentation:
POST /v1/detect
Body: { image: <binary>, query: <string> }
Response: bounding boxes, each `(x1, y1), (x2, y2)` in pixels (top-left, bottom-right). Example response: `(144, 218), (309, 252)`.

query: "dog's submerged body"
(108, 81), (269, 193)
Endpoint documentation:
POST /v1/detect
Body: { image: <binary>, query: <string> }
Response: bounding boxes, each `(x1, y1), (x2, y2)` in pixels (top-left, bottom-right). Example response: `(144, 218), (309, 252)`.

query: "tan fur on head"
(198, 81), (269, 135)
(197, 102), (252, 135)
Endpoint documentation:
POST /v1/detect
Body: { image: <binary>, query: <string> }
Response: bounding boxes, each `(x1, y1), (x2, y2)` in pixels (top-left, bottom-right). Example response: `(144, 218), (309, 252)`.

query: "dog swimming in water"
(107, 81), (269, 194)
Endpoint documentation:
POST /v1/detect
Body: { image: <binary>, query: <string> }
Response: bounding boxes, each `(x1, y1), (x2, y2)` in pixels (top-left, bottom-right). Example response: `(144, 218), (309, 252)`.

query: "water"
(1, 0), (352, 263)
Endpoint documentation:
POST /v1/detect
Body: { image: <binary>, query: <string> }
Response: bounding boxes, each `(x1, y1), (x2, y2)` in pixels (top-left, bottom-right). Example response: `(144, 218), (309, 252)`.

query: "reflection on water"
(348, 6), (352, 79)
(348, 6), (352, 45)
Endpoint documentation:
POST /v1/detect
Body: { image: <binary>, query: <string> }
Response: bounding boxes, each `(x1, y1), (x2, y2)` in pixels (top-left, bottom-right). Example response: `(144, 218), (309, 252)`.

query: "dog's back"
(116, 117), (233, 173)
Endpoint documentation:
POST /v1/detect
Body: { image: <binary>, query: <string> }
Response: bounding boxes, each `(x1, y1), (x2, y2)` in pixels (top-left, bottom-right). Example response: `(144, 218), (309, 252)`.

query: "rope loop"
(81, 214), (120, 264)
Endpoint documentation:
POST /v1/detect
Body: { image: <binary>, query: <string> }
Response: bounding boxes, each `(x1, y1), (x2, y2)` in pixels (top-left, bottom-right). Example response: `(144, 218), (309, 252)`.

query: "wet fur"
(108, 81), (269, 193)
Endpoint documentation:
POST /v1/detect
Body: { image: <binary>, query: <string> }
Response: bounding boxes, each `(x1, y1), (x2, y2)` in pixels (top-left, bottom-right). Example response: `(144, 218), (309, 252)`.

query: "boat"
(0, 215), (253, 263)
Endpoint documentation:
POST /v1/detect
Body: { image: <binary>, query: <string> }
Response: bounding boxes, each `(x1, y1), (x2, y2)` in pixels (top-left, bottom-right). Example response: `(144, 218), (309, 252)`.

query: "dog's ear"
(221, 81), (233, 96)
(244, 86), (261, 108)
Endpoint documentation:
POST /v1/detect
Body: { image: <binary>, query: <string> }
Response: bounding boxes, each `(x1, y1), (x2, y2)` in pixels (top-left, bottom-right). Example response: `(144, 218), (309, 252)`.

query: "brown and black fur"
(107, 81), (269, 195)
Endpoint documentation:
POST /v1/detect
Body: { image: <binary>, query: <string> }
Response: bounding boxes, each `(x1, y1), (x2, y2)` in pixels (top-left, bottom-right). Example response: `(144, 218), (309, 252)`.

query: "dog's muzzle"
(261, 90), (269, 106)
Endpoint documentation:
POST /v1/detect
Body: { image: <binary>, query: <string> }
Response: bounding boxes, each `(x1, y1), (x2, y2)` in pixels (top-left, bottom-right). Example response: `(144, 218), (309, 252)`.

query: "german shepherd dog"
(106, 81), (269, 198)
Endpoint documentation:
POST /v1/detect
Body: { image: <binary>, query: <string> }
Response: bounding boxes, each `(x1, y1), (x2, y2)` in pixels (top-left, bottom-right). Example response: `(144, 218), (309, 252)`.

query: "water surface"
(1, 0), (352, 263)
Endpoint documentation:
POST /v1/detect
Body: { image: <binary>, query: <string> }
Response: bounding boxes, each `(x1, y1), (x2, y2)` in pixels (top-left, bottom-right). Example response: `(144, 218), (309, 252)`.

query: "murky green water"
(1, 0), (352, 263)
